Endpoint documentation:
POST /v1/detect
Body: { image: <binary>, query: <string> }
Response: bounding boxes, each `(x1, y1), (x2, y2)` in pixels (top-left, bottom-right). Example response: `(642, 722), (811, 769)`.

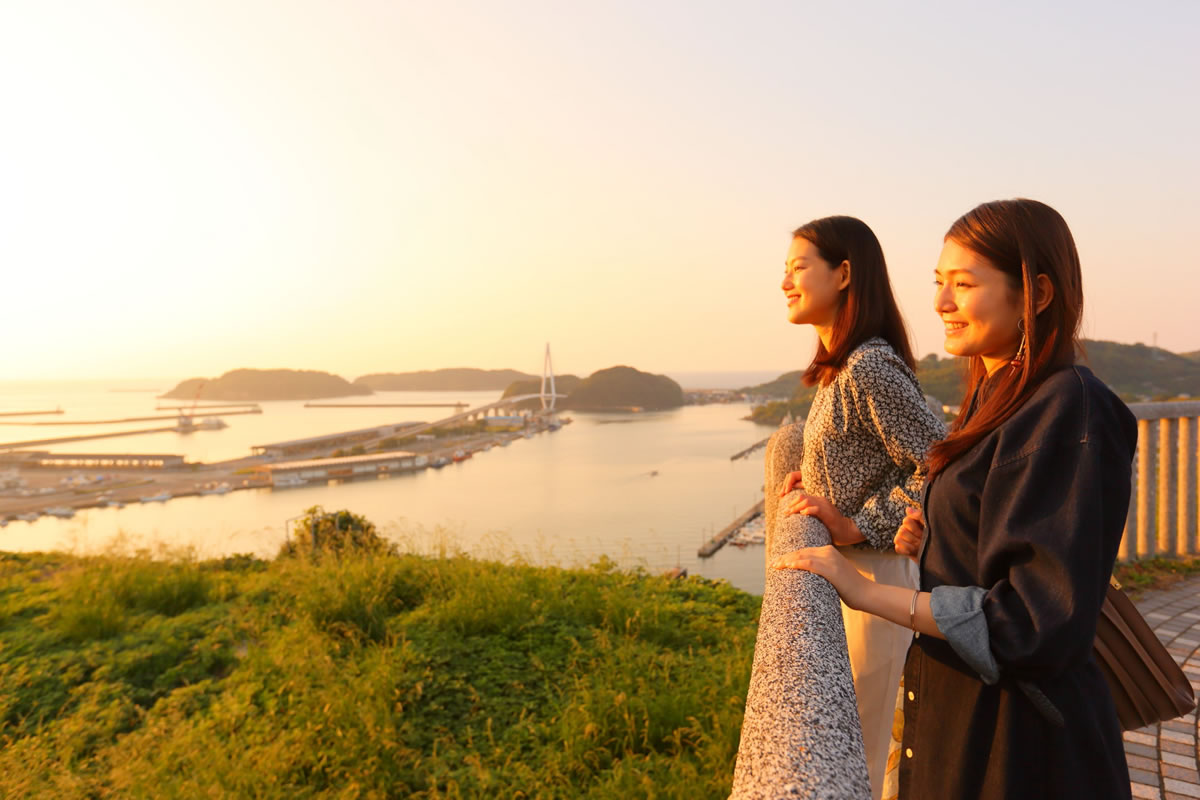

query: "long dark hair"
(794, 216), (915, 386)
(926, 199), (1083, 478)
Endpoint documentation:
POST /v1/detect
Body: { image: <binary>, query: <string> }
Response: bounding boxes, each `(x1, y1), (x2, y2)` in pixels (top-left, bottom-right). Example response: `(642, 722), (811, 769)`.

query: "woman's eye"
(955, 282), (972, 289)
(933, 279), (943, 287)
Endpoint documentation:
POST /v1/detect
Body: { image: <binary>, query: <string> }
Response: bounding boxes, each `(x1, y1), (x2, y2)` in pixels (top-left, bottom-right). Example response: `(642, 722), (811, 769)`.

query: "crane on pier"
(176, 382), (206, 432)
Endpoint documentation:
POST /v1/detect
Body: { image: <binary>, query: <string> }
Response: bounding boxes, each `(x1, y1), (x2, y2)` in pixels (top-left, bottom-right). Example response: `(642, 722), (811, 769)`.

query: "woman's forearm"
(851, 583), (945, 640)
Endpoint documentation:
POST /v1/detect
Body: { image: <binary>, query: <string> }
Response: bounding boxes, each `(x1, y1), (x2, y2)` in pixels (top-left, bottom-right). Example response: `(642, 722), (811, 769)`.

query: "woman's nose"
(934, 284), (954, 312)
(781, 272), (792, 291)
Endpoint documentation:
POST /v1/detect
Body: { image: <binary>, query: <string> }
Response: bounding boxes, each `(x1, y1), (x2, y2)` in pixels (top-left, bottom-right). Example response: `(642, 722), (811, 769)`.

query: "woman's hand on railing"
(783, 492), (866, 546)
(777, 470), (804, 496)
(894, 507), (925, 561)
(771, 544), (872, 609)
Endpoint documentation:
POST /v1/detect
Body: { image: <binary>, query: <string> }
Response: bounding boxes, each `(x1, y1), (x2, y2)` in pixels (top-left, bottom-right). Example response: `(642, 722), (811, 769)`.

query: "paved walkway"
(1124, 575), (1200, 799)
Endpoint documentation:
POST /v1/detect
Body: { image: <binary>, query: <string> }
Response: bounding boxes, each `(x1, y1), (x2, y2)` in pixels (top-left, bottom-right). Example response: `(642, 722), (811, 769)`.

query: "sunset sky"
(2, 0), (1197, 382)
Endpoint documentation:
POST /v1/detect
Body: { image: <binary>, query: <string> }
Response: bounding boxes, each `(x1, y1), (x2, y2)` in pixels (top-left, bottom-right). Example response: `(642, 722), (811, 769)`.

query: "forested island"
(355, 368), (536, 391)
(500, 366), (684, 411)
(564, 366), (684, 411)
(163, 369), (371, 402)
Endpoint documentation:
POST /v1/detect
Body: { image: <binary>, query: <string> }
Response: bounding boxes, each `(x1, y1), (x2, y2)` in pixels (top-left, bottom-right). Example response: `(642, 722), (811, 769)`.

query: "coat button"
(905, 748), (914, 759)
(907, 691), (915, 701)
(914, 632), (920, 639)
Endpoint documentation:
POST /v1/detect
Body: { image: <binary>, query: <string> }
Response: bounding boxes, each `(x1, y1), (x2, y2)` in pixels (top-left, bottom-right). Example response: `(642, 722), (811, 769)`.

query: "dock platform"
(698, 499), (765, 557)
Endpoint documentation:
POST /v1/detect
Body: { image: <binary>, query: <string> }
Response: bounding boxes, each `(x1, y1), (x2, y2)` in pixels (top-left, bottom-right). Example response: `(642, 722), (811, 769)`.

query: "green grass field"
(0, 542), (759, 799)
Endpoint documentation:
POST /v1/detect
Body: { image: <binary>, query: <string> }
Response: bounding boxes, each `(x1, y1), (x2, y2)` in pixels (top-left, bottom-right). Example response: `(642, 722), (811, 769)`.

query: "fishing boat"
(452, 450), (471, 462)
(431, 456), (450, 468)
(44, 506), (76, 518)
(15, 512), (40, 522)
(139, 491), (172, 503)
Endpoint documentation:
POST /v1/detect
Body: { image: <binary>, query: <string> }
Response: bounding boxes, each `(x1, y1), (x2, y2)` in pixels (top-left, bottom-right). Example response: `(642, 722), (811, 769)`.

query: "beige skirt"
(840, 547), (917, 800)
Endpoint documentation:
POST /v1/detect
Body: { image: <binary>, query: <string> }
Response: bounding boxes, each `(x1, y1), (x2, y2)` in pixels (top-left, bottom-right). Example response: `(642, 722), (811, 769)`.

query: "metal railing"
(1121, 402), (1200, 561)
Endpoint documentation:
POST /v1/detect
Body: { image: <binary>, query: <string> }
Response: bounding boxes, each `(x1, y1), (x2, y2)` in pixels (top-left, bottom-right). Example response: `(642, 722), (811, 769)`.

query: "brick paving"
(1123, 575), (1200, 799)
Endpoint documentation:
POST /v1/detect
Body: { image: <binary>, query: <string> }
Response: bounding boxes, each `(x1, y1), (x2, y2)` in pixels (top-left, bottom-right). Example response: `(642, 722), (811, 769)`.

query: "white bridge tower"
(540, 342), (557, 410)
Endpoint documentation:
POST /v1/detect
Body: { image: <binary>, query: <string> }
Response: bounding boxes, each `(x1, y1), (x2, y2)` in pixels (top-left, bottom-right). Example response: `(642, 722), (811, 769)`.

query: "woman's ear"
(837, 260), (851, 291)
(1034, 274), (1054, 314)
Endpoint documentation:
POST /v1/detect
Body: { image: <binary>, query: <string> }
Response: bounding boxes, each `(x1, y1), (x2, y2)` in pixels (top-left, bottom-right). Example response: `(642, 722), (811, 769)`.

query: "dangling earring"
(1010, 319), (1027, 369)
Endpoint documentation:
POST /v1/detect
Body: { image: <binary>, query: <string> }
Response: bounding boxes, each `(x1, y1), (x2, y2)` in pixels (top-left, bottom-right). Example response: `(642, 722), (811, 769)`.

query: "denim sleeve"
(930, 585), (1000, 685)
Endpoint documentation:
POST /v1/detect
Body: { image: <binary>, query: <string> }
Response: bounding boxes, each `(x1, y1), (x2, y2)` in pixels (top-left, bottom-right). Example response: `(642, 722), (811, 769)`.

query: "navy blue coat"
(898, 366), (1136, 800)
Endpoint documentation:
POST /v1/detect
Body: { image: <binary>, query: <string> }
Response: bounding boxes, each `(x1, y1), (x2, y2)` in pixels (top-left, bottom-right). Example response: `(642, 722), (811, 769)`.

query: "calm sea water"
(0, 378), (777, 594)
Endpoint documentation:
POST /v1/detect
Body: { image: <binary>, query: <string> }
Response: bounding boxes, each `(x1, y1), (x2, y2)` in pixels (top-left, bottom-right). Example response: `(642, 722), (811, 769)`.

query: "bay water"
(0, 379), (777, 594)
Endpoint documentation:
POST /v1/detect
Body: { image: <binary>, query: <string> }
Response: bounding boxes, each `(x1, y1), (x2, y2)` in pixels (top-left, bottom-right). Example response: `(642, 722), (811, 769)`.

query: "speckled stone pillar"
(730, 423), (870, 799)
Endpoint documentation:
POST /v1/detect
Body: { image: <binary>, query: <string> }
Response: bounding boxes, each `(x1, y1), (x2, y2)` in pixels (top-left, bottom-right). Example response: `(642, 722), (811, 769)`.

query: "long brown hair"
(794, 216), (915, 386)
(926, 199), (1083, 478)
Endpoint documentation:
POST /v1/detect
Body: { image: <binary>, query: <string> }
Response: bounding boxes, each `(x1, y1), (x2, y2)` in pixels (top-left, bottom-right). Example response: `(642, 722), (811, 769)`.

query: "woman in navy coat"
(774, 198), (1135, 799)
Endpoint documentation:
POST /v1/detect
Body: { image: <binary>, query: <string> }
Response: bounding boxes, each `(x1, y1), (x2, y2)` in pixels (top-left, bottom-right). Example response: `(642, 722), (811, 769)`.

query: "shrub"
(278, 506), (396, 560)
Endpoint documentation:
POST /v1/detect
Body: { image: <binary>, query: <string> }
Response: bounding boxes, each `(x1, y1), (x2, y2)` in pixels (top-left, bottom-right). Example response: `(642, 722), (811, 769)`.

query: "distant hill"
(741, 339), (1200, 416)
(163, 370), (371, 401)
(562, 366), (684, 411)
(740, 371), (804, 397)
(1082, 340), (1200, 400)
(913, 353), (968, 406)
(355, 368), (536, 391)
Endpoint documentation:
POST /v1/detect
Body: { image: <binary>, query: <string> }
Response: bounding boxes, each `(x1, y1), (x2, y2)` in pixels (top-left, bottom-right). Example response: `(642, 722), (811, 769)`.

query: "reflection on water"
(1, 381), (771, 594)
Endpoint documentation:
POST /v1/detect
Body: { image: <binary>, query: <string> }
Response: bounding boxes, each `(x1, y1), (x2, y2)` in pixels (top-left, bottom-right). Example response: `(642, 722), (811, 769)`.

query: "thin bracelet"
(908, 589), (920, 631)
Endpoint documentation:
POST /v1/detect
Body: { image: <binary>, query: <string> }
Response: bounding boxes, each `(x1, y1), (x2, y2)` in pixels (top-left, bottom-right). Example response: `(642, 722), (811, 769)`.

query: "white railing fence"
(1121, 401), (1200, 562)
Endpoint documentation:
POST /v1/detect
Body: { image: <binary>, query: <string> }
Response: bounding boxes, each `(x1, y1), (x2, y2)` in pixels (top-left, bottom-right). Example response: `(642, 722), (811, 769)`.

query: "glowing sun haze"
(2, 0), (1197, 381)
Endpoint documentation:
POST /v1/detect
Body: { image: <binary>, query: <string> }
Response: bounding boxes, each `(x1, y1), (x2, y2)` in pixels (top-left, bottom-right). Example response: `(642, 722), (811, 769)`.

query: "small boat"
(199, 417), (228, 430)
(15, 512), (40, 522)
(44, 506), (76, 518)
(431, 457), (450, 468)
(452, 450), (471, 462)
(199, 482), (231, 495)
(139, 492), (172, 503)
(106, 500), (125, 508)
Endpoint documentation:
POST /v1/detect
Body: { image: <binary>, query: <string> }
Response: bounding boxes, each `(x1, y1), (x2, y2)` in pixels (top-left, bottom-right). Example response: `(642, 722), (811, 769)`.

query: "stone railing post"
(731, 424), (870, 799)
(1125, 402), (1200, 560)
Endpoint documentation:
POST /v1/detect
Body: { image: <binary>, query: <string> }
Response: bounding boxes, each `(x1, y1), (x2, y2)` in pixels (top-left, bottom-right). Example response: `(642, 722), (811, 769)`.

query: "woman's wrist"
(833, 517), (866, 546)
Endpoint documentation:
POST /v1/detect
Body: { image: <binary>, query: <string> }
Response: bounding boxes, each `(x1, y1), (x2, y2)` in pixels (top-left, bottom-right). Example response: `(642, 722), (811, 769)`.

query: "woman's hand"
(777, 470), (804, 496)
(894, 506), (925, 561)
(771, 545), (872, 609)
(782, 492), (866, 546)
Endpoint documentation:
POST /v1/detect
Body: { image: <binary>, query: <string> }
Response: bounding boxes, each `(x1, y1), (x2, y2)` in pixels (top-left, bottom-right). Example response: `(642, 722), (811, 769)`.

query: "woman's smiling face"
(934, 239), (1024, 374)
(781, 237), (848, 329)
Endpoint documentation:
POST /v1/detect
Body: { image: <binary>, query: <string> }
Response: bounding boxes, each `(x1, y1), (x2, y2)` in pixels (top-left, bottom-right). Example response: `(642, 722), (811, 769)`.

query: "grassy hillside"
(0, 542), (757, 798)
